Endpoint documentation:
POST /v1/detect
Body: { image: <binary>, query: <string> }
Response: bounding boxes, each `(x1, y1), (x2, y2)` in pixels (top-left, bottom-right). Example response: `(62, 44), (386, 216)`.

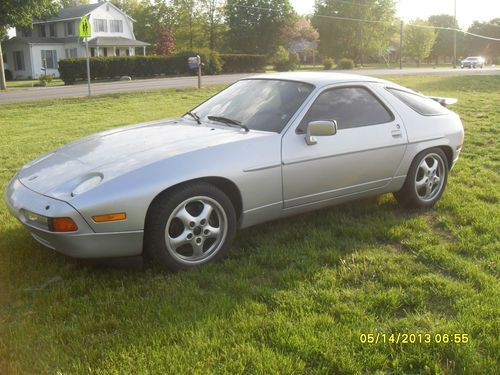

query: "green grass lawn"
(0, 75), (499, 374)
(5, 78), (64, 88)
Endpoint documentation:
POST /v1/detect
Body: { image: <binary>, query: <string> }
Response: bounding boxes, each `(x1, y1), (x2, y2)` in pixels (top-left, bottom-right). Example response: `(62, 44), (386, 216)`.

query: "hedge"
(219, 54), (267, 73)
(59, 51), (267, 84)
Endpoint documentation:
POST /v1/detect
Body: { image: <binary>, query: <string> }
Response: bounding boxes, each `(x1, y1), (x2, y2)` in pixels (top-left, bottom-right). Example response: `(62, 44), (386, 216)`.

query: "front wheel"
(393, 148), (449, 208)
(144, 182), (237, 271)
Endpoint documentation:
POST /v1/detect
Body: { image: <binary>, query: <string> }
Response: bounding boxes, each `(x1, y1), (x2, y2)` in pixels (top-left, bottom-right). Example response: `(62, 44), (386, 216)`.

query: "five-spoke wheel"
(394, 148), (449, 208)
(165, 197), (227, 264)
(144, 182), (237, 271)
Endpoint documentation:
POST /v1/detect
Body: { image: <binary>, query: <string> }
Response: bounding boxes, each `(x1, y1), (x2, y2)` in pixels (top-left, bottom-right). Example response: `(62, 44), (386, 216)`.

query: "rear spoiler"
(428, 96), (458, 107)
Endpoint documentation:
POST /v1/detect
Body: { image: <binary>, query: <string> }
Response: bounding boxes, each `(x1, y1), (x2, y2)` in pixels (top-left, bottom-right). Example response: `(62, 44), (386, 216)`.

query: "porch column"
(142, 46), (146, 56)
(113, 46), (117, 56)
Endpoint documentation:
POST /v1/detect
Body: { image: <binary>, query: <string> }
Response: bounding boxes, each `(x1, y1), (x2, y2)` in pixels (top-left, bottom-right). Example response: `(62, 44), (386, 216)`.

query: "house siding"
(4, 40), (32, 79)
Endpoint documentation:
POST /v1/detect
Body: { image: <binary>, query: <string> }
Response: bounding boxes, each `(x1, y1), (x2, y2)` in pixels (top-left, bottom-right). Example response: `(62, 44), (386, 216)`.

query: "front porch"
(87, 36), (149, 58)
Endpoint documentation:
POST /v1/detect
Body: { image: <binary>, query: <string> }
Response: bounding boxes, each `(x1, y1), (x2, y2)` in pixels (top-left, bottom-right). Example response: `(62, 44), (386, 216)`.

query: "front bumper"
(4, 177), (143, 258)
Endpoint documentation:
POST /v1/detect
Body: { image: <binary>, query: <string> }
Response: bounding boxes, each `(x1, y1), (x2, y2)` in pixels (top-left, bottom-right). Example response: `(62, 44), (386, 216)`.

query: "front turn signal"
(92, 212), (127, 223)
(50, 217), (78, 232)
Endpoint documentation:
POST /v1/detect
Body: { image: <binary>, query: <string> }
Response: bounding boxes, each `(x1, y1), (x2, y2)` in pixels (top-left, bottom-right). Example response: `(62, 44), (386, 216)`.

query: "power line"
(406, 23), (500, 41)
(231, 3), (500, 42)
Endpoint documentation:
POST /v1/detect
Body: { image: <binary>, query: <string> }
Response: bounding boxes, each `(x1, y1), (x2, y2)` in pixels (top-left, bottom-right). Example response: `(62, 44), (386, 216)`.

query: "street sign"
(79, 16), (91, 38)
(79, 16), (92, 96)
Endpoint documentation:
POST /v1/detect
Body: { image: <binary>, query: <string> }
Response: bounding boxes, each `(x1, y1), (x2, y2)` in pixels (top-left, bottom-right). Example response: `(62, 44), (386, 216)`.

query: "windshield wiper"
(185, 111), (201, 124)
(208, 116), (249, 132)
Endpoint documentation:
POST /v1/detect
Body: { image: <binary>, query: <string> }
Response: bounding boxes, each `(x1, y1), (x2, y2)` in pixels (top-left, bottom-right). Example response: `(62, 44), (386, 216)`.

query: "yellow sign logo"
(79, 16), (91, 38)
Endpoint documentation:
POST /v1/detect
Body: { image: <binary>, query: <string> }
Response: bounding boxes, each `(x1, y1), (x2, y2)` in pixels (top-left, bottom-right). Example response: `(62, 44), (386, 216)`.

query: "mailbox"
(188, 56), (201, 70)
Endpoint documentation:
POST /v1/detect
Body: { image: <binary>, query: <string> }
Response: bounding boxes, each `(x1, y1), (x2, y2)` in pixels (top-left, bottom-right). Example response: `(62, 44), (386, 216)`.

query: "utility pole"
(0, 42), (6, 90)
(399, 20), (403, 70)
(453, 0), (457, 68)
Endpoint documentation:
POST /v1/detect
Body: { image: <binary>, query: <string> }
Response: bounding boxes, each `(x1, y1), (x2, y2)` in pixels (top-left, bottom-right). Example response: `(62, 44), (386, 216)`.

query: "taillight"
(49, 217), (78, 232)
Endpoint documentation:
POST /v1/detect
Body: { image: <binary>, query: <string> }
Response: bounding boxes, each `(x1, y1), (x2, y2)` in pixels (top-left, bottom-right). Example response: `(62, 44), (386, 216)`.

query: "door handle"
(391, 129), (402, 138)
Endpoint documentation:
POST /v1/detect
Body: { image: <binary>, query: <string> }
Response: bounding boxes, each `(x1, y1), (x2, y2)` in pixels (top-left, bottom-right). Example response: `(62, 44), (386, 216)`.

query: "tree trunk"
(0, 42), (6, 90)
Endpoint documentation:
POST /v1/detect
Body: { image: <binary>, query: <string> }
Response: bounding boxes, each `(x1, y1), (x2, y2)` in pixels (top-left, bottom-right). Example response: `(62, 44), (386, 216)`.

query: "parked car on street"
(5, 72), (464, 270)
(460, 56), (485, 68)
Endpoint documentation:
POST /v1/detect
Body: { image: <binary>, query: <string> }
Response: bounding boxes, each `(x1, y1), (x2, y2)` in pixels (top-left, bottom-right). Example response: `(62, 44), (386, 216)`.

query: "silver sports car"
(5, 72), (464, 270)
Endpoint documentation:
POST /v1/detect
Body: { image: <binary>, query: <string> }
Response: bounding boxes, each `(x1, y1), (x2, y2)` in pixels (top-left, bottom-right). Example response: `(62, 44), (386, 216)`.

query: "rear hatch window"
(387, 87), (449, 116)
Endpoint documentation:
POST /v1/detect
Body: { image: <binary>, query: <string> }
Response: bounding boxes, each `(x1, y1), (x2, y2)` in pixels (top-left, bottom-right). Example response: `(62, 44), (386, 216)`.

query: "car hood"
(17, 118), (269, 197)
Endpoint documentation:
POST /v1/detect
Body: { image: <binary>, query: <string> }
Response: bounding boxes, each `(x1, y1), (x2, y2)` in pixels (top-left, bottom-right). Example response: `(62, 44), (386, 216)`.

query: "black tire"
(144, 182), (237, 271)
(393, 148), (449, 208)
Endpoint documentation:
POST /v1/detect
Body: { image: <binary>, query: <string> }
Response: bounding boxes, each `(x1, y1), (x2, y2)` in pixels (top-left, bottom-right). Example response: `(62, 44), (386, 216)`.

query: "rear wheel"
(394, 148), (448, 208)
(144, 182), (237, 271)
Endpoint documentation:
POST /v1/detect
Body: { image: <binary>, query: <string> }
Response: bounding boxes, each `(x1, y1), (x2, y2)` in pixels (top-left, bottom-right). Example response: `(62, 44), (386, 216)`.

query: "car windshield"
(466, 57), (479, 61)
(186, 79), (314, 133)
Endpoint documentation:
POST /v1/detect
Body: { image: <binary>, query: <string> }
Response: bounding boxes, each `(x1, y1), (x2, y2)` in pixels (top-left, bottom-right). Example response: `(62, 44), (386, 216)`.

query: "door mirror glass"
(305, 120), (337, 145)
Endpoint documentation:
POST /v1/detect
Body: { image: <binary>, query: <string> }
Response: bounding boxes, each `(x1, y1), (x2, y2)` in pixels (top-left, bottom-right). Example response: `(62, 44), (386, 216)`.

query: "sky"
(291, 0), (500, 28)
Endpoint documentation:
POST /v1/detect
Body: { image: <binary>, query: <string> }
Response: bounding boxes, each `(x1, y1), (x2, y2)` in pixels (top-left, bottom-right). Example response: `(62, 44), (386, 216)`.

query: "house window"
(94, 19), (108, 32)
(21, 28), (32, 37)
(110, 20), (123, 33)
(49, 23), (56, 37)
(66, 22), (75, 36)
(38, 24), (46, 38)
(65, 48), (77, 58)
(90, 48), (96, 57)
(41, 50), (58, 69)
(103, 48), (108, 57)
(13, 51), (25, 71)
(126, 48), (130, 56)
(115, 48), (120, 56)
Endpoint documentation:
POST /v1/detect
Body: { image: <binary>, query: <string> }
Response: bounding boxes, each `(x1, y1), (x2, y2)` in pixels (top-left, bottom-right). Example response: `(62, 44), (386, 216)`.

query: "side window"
(297, 86), (394, 133)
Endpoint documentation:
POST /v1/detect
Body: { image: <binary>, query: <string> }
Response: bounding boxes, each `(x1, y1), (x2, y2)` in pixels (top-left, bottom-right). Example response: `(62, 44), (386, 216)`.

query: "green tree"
(428, 14), (459, 64)
(464, 18), (500, 62)
(312, 0), (396, 64)
(59, 0), (89, 7)
(404, 19), (436, 66)
(0, 0), (58, 89)
(225, 0), (295, 54)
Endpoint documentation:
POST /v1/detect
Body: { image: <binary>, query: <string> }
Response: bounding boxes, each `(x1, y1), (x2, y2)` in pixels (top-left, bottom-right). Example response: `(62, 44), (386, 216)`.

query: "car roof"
(246, 71), (391, 88)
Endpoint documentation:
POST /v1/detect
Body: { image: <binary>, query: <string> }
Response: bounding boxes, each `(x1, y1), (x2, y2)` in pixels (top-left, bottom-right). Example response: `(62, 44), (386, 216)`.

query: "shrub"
(322, 57), (334, 70)
(60, 51), (267, 84)
(38, 74), (53, 85)
(272, 46), (300, 72)
(288, 51), (300, 71)
(273, 46), (290, 72)
(220, 54), (267, 73)
(336, 58), (354, 70)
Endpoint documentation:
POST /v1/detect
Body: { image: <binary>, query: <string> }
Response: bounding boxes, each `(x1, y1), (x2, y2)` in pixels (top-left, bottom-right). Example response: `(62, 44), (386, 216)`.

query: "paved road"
(1, 67), (498, 105)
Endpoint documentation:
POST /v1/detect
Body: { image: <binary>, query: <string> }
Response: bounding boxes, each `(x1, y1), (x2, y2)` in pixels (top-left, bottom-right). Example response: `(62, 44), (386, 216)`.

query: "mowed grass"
(0, 75), (499, 374)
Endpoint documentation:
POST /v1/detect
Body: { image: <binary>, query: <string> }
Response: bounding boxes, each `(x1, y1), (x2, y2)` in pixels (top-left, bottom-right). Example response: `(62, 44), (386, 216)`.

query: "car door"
(281, 83), (408, 208)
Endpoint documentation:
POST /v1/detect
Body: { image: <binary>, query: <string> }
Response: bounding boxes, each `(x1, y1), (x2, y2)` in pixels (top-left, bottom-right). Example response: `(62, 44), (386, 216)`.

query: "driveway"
(1, 67), (499, 104)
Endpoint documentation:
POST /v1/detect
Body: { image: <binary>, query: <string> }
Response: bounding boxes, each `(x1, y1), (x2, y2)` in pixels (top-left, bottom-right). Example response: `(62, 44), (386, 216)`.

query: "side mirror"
(305, 120), (337, 145)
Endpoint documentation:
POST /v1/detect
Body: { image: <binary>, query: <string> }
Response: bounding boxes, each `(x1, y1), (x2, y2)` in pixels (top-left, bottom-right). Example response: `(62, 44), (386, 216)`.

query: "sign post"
(79, 16), (92, 96)
(197, 55), (201, 89)
(187, 55), (202, 89)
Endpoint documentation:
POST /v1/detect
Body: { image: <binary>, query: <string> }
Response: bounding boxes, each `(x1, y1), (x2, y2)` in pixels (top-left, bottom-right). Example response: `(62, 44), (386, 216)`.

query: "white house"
(2, 1), (149, 79)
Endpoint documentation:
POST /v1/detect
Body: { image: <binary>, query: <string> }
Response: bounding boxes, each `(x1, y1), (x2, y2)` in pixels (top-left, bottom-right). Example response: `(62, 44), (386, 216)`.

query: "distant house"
(3, 1), (149, 79)
(288, 40), (318, 65)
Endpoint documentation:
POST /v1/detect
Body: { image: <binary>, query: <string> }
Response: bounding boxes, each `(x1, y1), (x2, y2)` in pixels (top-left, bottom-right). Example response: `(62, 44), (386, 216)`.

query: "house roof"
(87, 37), (149, 47)
(33, 3), (102, 23)
(4, 36), (80, 45)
